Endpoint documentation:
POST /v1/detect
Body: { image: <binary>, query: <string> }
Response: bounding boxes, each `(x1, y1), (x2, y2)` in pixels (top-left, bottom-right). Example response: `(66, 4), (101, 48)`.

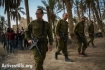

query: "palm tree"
(63, 0), (74, 36)
(57, 0), (66, 13)
(0, 0), (11, 28)
(90, 0), (105, 37)
(56, 0), (76, 42)
(46, 6), (51, 23)
(24, 0), (30, 24)
(100, 0), (105, 20)
(85, 0), (92, 21)
(0, 15), (8, 31)
(10, 7), (25, 28)
(102, 10), (105, 20)
(0, 0), (22, 28)
(0, 16), (5, 30)
(73, 0), (81, 20)
(38, 0), (64, 24)
(38, 0), (64, 37)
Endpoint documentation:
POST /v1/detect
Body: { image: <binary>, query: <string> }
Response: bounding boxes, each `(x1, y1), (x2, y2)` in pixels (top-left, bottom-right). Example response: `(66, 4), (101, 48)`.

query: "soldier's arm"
(55, 20), (61, 36)
(25, 22), (32, 41)
(47, 23), (53, 45)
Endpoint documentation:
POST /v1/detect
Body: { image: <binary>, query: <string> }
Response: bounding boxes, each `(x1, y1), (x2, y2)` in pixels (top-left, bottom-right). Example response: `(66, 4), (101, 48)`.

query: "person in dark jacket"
(8, 29), (15, 53)
(17, 29), (24, 50)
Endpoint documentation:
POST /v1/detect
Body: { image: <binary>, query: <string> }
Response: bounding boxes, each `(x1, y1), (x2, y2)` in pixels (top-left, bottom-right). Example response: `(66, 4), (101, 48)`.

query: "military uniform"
(88, 23), (95, 47)
(55, 19), (69, 59)
(74, 21), (87, 55)
(25, 19), (53, 70)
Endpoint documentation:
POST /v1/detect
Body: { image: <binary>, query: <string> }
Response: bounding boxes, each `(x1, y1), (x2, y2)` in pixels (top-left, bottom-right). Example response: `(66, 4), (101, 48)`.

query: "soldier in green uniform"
(74, 17), (87, 56)
(87, 20), (96, 48)
(25, 9), (53, 70)
(55, 13), (73, 62)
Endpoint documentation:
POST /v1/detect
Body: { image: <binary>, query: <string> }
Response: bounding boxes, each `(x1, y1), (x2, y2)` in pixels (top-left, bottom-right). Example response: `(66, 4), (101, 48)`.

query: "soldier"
(25, 9), (53, 70)
(87, 20), (96, 48)
(55, 13), (73, 62)
(74, 17), (87, 56)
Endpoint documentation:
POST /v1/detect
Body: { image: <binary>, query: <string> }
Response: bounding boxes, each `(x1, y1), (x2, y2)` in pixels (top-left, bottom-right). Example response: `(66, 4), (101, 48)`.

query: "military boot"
(93, 46), (96, 48)
(58, 52), (62, 55)
(92, 44), (96, 48)
(78, 52), (82, 56)
(81, 51), (87, 57)
(55, 52), (58, 60)
(87, 42), (89, 46)
(65, 56), (73, 62)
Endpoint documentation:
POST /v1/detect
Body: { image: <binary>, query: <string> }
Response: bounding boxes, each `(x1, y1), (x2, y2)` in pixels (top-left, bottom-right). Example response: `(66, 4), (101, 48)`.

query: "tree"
(90, 0), (105, 37)
(0, 0), (22, 28)
(64, 0), (74, 36)
(10, 6), (25, 28)
(0, 15), (7, 31)
(38, 0), (64, 37)
(38, 0), (64, 24)
(0, 15), (5, 30)
(0, 16), (5, 30)
(73, 0), (81, 20)
(24, 0), (30, 24)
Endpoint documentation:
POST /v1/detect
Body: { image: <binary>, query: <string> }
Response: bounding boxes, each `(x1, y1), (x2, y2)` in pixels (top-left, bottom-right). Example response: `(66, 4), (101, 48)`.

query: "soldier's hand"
(28, 40), (33, 44)
(56, 36), (60, 40)
(48, 45), (53, 52)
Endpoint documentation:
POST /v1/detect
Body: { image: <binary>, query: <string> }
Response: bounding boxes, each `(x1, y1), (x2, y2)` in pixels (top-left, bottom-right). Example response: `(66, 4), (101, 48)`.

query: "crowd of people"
(0, 27), (29, 53)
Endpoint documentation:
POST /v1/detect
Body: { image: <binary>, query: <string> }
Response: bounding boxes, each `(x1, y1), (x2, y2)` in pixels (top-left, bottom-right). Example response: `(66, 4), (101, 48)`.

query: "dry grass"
(0, 37), (105, 70)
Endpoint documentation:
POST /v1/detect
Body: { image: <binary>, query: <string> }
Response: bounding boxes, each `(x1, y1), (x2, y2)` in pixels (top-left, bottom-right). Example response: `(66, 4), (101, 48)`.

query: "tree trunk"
(7, 8), (11, 28)
(16, 15), (18, 29)
(97, 0), (102, 19)
(91, 1), (105, 37)
(77, 6), (80, 21)
(92, 8), (98, 33)
(24, 0), (30, 25)
(88, 7), (91, 21)
(1, 22), (3, 30)
(46, 6), (51, 24)
(81, 0), (84, 17)
(63, 0), (65, 13)
(64, 0), (74, 35)
(87, 14), (91, 21)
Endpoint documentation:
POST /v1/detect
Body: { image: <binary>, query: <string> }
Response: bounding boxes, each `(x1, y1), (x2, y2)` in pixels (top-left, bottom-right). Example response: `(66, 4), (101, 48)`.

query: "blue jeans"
(14, 40), (18, 49)
(9, 40), (15, 53)
(18, 40), (24, 50)
(6, 40), (9, 53)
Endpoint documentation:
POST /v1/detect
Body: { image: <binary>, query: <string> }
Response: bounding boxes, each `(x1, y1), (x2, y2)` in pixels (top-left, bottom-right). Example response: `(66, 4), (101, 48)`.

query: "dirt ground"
(0, 37), (105, 70)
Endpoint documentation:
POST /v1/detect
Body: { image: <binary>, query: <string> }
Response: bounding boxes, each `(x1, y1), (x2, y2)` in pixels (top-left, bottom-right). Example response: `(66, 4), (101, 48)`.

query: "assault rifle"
(59, 32), (67, 42)
(29, 37), (42, 57)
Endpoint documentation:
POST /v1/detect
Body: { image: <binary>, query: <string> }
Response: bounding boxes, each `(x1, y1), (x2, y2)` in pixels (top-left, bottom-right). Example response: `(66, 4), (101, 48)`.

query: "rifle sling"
(41, 21), (45, 38)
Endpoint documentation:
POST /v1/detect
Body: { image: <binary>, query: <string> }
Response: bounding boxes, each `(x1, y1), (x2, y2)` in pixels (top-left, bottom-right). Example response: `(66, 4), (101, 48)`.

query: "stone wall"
(12, 17), (33, 32)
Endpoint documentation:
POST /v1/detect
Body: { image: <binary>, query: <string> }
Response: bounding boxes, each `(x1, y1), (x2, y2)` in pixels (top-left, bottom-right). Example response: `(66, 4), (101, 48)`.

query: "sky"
(0, 0), (64, 27)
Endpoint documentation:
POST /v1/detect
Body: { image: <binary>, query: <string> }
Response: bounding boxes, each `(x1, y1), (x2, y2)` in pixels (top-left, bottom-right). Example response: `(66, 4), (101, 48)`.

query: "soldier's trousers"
(55, 38), (58, 48)
(77, 36), (87, 53)
(32, 42), (48, 70)
(88, 36), (94, 46)
(56, 39), (68, 56)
